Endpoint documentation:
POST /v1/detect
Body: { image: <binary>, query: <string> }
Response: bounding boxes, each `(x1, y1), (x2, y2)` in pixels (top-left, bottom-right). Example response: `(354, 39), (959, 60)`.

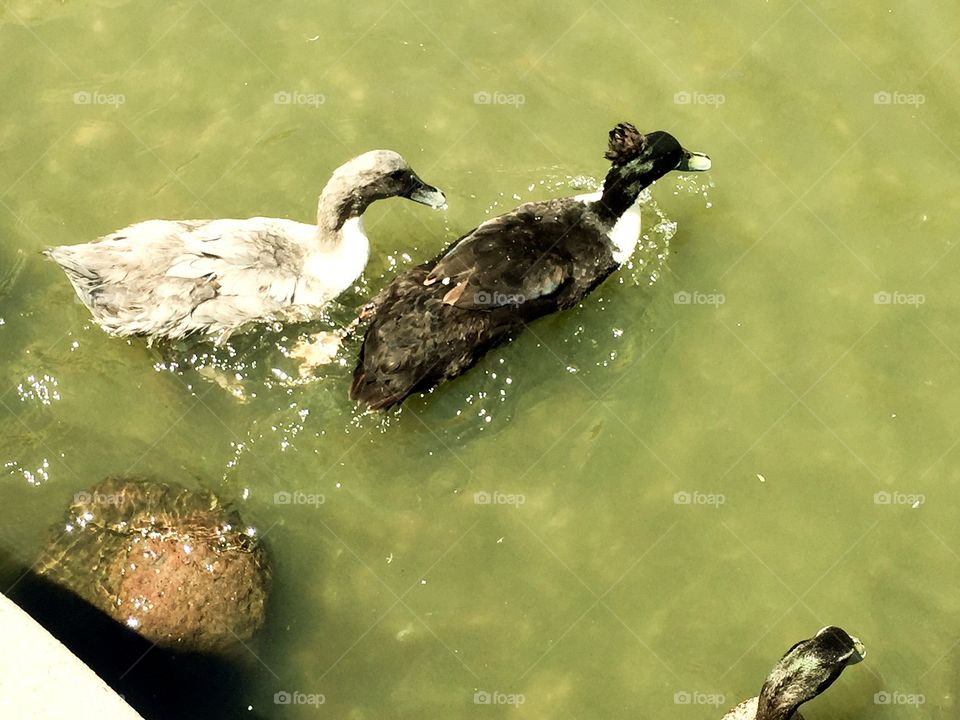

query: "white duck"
(45, 150), (445, 346)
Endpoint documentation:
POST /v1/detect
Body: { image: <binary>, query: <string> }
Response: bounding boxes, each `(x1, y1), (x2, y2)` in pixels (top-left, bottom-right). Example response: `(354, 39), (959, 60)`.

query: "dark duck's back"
(351, 123), (711, 410)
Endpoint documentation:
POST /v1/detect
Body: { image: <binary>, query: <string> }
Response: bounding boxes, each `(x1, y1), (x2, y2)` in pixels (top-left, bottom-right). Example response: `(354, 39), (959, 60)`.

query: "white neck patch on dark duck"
(576, 192), (641, 264)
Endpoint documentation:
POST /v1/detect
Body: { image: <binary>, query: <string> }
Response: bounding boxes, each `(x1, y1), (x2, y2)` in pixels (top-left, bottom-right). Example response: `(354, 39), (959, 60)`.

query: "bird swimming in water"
(721, 626), (865, 720)
(45, 150), (445, 346)
(350, 123), (711, 410)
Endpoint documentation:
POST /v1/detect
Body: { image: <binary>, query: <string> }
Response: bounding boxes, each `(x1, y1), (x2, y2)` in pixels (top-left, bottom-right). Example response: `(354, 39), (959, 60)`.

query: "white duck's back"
(48, 216), (342, 342)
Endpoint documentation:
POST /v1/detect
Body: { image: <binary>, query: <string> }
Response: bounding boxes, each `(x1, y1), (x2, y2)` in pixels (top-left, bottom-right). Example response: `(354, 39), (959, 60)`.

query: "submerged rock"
(38, 477), (270, 654)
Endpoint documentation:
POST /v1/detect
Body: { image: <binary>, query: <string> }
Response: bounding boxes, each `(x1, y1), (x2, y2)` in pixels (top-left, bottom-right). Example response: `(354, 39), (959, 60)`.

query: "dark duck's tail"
(349, 351), (408, 411)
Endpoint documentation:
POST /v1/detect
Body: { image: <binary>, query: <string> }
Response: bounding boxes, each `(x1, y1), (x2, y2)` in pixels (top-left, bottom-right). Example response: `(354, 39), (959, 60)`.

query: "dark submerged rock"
(38, 476), (270, 654)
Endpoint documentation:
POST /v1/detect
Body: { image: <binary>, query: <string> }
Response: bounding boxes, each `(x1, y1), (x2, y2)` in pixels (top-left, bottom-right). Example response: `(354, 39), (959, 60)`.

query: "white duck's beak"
(406, 175), (447, 208)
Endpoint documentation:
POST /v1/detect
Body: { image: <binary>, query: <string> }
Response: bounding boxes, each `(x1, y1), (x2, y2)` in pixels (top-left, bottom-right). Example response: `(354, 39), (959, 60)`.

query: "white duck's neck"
(315, 190), (352, 249)
(300, 174), (373, 301)
(315, 162), (379, 250)
(302, 216), (370, 301)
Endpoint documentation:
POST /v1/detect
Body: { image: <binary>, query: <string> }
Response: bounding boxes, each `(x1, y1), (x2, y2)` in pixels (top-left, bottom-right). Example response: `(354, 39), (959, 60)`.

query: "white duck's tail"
(44, 246), (105, 310)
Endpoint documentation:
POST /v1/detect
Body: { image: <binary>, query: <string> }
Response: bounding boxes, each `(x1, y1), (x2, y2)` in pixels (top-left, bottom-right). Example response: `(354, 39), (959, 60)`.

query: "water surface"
(1, 1), (958, 718)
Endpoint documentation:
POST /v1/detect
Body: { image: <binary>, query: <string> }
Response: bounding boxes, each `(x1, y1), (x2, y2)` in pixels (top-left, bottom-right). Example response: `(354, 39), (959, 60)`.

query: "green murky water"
(1, 1), (959, 718)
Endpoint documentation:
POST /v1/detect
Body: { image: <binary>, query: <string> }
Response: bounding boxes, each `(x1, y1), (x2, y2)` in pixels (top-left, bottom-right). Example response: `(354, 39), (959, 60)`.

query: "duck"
(349, 123), (711, 410)
(721, 626), (865, 720)
(45, 150), (445, 345)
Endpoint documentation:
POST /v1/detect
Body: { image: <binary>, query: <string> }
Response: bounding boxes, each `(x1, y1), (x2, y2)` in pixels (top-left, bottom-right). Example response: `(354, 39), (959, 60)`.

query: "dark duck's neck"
(754, 626), (866, 720)
(590, 162), (652, 225)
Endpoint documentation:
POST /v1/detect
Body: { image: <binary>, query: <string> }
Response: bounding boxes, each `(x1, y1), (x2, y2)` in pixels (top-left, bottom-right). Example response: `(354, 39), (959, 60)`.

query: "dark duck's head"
(318, 150), (446, 233)
(592, 123), (711, 222)
(746, 626), (865, 720)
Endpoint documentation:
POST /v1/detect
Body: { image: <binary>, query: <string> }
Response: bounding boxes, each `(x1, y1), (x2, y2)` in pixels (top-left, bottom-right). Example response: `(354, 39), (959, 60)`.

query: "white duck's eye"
(388, 169), (406, 181)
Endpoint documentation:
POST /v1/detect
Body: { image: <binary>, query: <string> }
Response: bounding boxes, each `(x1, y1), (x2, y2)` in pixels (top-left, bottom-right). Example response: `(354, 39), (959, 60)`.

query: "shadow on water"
(0, 548), (271, 720)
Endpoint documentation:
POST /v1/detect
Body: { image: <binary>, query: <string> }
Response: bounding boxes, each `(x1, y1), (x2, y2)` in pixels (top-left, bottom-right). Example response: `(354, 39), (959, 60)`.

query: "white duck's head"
(318, 150), (445, 231)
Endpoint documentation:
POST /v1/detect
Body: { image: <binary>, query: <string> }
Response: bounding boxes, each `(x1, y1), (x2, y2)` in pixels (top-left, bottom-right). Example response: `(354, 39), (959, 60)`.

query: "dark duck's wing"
(422, 198), (611, 310)
(350, 198), (616, 410)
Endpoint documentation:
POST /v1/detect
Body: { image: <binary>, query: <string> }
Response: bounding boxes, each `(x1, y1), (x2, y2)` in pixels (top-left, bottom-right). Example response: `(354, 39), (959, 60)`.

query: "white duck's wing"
(165, 218), (313, 311)
(47, 217), (319, 340)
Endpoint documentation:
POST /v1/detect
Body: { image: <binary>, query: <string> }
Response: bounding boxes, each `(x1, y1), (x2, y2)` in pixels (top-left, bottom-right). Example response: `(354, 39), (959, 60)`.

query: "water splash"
(673, 172), (716, 209)
(4, 458), (51, 486)
(150, 299), (361, 401)
(16, 374), (61, 405)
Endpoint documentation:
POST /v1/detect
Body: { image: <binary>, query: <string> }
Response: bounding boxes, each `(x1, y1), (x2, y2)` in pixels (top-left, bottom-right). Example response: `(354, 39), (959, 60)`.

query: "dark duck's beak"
(677, 148), (712, 172)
